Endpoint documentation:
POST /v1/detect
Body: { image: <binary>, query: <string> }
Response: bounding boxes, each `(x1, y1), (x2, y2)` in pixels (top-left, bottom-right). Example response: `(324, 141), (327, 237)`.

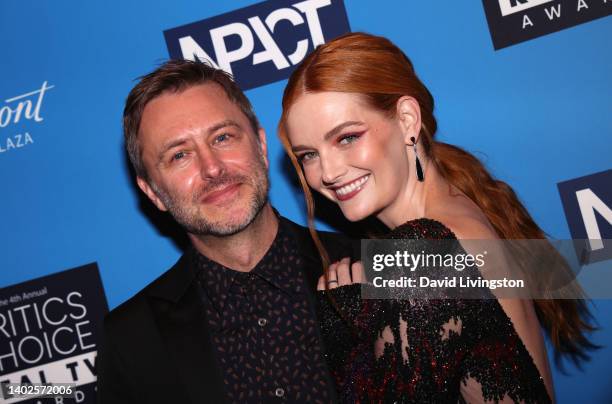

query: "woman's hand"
(317, 257), (365, 290)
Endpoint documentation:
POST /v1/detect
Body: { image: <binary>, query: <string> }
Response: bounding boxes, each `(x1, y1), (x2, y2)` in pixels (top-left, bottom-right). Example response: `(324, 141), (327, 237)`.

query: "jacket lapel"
(280, 216), (361, 286)
(147, 253), (228, 404)
(281, 217), (324, 290)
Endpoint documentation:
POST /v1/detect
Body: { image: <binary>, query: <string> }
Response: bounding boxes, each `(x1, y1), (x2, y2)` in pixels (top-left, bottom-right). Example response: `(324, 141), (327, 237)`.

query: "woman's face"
(285, 91), (412, 222)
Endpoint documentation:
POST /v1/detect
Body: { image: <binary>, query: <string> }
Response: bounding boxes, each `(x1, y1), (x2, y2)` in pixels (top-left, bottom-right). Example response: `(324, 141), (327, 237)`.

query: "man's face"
(136, 83), (269, 237)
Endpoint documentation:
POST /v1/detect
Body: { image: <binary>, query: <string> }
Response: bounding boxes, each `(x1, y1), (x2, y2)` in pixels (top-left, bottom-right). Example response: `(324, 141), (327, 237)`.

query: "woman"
(278, 33), (595, 403)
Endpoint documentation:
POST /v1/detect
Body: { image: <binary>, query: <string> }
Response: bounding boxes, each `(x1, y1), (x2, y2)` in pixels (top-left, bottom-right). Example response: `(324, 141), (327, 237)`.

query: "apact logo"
(164, 0), (350, 90)
(482, 0), (611, 49)
(558, 169), (612, 265)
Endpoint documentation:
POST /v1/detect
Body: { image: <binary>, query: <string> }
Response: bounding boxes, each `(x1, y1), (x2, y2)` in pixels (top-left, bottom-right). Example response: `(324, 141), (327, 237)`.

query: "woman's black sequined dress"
(317, 219), (552, 403)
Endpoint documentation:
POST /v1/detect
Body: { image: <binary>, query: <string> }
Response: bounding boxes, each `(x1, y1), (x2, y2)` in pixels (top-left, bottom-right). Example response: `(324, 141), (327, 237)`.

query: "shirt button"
(275, 387), (285, 397)
(258, 318), (267, 327)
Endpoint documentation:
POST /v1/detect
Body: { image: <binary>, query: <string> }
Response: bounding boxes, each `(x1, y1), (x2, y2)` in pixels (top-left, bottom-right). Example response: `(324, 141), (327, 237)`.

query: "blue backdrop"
(1, 0), (610, 402)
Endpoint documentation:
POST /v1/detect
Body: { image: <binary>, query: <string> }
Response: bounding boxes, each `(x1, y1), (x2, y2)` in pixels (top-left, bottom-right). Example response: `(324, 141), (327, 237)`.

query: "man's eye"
(214, 133), (231, 143)
(338, 133), (361, 145)
(298, 151), (318, 163)
(172, 151), (186, 161)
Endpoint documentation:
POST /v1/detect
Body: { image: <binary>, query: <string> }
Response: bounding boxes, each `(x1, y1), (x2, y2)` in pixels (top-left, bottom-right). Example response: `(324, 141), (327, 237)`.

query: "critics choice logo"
(0, 263), (107, 403)
(164, 0), (351, 90)
(0, 82), (54, 155)
(482, 0), (611, 49)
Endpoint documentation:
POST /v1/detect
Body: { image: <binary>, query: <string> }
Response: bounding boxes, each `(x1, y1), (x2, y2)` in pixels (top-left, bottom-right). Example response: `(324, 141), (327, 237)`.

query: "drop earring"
(410, 136), (424, 182)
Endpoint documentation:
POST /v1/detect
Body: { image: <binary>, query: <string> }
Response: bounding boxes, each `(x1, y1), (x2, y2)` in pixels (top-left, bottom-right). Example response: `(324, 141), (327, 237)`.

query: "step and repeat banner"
(1, 0), (610, 402)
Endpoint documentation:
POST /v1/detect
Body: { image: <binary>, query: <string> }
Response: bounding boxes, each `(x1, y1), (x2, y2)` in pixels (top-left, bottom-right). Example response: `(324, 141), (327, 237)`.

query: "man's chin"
(203, 218), (253, 237)
(181, 216), (245, 237)
(189, 203), (266, 237)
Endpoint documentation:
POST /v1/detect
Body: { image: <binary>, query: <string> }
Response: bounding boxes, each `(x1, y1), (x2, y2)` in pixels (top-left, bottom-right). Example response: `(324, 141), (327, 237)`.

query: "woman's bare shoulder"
(426, 204), (498, 241)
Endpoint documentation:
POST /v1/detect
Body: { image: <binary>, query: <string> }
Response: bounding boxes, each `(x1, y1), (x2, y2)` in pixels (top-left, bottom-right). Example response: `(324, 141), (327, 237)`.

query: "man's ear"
(396, 96), (422, 144)
(136, 176), (168, 212)
(257, 127), (269, 168)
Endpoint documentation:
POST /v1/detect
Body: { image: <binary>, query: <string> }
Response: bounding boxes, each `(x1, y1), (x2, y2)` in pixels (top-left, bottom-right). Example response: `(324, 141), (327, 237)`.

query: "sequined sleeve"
(316, 219), (551, 403)
(317, 285), (550, 403)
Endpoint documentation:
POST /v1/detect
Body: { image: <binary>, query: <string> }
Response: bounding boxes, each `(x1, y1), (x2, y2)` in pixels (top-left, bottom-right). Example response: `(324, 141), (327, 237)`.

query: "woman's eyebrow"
(291, 121), (363, 152)
(323, 121), (363, 141)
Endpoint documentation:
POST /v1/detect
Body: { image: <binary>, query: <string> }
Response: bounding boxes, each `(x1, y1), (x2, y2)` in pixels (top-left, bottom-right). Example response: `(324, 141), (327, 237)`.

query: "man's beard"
(151, 155), (269, 237)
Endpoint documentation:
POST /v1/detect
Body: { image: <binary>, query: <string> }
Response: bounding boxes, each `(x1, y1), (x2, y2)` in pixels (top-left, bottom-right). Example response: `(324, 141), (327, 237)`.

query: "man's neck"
(188, 204), (279, 272)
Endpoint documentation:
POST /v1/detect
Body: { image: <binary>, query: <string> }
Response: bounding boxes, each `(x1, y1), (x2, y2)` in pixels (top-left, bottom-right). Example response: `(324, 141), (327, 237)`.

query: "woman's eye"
(298, 151), (318, 162)
(338, 133), (360, 145)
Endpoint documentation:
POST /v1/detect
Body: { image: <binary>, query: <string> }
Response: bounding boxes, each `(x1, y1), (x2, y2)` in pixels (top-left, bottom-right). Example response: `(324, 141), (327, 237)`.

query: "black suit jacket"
(96, 217), (357, 404)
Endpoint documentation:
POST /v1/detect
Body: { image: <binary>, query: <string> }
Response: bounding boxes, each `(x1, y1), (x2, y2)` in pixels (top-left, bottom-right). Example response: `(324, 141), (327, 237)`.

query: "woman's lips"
(333, 175), (370, 201)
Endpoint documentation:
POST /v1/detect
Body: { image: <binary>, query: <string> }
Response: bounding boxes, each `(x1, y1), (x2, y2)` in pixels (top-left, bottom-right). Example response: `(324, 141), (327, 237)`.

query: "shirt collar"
(192, 219), (303, 314)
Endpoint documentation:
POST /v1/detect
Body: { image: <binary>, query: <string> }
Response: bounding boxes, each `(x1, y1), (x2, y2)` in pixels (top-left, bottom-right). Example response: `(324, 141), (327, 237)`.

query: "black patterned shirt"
(193, 222), (333, 403)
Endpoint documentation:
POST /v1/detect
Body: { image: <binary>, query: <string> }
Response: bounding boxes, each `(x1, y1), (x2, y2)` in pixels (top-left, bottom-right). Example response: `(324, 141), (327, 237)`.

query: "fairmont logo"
(0, 81), (54, 154)
(164, 0), (350, 90)
(482, 0), (611, 49)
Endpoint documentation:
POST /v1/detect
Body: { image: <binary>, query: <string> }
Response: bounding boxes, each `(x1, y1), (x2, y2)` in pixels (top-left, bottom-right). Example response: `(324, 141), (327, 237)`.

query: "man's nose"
(197, 146), (225, 179)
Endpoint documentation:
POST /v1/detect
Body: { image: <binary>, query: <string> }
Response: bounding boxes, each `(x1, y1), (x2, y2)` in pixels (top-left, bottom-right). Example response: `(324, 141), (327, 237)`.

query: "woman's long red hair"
(278, 32), (596, 363)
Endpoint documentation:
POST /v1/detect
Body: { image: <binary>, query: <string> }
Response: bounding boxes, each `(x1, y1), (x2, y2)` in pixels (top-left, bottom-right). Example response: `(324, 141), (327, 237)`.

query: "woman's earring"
(410, 136), (424, 182)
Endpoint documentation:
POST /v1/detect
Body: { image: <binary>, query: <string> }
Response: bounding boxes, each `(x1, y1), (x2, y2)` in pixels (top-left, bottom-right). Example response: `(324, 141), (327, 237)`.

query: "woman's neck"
(377, 159), (448, 229)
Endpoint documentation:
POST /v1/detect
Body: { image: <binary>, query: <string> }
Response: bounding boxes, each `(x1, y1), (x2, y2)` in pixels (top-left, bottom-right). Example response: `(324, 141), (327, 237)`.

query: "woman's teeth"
(336, 175), (369, 196)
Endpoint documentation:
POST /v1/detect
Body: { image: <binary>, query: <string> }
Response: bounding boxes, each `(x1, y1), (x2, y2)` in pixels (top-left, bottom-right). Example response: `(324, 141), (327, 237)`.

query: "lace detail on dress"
(317, 218), (551, 403)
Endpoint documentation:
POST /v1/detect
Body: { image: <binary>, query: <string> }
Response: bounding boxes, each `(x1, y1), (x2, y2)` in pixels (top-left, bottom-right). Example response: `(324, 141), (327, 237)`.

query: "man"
(96, 60), (354, 404)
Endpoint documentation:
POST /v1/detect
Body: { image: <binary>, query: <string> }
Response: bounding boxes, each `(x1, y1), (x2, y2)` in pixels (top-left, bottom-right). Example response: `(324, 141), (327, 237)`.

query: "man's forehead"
(139, 83), (247, 135)
(149, 83), (236, 115)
